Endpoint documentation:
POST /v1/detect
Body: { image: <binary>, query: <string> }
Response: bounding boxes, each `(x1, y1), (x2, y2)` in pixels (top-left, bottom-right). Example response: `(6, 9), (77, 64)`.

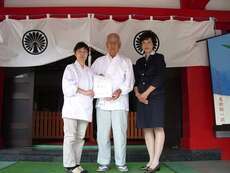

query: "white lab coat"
(91, 53), (134, 111)
(62, 60), (93, 122)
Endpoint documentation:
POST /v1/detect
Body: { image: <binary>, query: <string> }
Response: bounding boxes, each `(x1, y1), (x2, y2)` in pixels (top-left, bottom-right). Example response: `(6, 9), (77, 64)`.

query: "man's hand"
(105, 97), (113, 101)
(112, 89), (122, 100)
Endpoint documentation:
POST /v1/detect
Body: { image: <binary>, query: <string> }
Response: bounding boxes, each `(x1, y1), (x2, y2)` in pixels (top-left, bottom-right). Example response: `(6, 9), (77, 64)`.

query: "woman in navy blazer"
(134, 30), (166, 173)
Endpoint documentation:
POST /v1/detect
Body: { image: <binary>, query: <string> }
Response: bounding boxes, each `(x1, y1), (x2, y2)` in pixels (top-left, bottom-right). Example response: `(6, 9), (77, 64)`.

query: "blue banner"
(208, 34), (230, 125)
(208, 33), (230, 125)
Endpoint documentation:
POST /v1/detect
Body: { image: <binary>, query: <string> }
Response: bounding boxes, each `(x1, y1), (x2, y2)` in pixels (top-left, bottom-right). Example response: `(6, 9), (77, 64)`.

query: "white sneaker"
(117, 165), (128, 172)
(96, 165), (109, 172)
(72, 166), (88, 173)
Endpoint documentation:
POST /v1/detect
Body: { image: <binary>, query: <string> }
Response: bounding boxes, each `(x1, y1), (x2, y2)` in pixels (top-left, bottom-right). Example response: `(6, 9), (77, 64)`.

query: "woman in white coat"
(62, 42), (94, 173)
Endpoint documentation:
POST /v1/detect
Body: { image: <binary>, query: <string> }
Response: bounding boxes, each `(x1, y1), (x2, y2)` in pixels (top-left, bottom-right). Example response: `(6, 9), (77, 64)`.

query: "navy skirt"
(136, 94), (165, 128)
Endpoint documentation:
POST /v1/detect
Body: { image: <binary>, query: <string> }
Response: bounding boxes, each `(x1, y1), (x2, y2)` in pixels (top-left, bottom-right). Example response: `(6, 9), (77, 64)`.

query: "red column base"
(0, 68), (4, 149)
(181, 67), (230, 160)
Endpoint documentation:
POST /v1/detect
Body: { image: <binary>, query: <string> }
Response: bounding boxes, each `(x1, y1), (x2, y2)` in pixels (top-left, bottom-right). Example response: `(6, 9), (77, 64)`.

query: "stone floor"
(0, 145), (220, 162)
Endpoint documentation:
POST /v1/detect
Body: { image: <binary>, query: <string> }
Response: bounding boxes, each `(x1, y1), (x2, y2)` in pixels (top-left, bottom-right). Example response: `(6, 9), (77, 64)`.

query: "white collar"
(150, 51), (156, 55)
(145, 51), (155, 60)
(74, 60), (86, 69)
(106, 53), (120, 60)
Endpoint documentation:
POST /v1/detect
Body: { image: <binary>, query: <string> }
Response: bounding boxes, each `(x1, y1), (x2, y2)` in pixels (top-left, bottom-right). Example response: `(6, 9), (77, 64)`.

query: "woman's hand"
(134, 87), (148, 104)
(78, 88), (94, 97)
(139, 97), (148, 104)
(140, 92), (148, 101)
(137, 85), (156, 104)
(138, 95), (148, 104)
(135, 90), (148, 104)
(85, 89), (94, 97)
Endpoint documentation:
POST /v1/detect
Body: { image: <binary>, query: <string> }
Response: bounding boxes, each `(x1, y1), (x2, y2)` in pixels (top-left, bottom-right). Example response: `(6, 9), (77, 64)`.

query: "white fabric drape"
(0, 17), (215, 67)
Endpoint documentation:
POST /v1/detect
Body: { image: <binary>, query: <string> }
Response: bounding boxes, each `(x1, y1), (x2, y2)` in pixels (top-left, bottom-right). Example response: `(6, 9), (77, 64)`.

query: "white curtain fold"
(0, 17), (215, 67)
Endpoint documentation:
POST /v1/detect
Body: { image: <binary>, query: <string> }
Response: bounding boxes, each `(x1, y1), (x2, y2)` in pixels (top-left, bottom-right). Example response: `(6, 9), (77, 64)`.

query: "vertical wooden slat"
(58, 112), (60, 137)
(49, 112), (52, 137)
(60, 116), (64, 137)
(88, 122), (95, 143)
(127, 112), (143, 139)
(33, 111), (144, 140)
(59, 113), (63, 138)
(134, 113), (137, 138)
(129, 112), (131, 139)
(47, 112), (50, 137)
(129, 112), (132, 139)
(39, 112), (43, 138)
(133, 112), (136, 139)
(32, 112), (35, 138)
(52, 112), (54, 137)
(50, 112), (53, 137)
(35, 112), (39, 138)
(54, 112), (58, 137)
(128, 112), (131, 139)
(131, 112), (134, 139)
(44, 112), (48, 137)
(51, 112), (54, 136)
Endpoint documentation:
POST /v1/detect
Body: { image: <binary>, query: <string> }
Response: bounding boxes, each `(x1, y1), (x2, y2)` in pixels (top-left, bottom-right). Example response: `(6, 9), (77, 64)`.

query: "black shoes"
(145, 163), (160, 173)
(140, 165), (149, 171)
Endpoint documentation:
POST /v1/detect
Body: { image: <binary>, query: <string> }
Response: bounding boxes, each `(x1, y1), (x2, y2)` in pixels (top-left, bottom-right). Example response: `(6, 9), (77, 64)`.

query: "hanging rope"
(0, 13), (214, 22)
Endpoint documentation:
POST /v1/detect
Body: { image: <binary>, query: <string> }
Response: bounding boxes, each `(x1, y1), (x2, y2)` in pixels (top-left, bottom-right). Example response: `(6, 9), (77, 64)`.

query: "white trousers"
(63, 118), (88, 168)
(96, 108), (128, 166)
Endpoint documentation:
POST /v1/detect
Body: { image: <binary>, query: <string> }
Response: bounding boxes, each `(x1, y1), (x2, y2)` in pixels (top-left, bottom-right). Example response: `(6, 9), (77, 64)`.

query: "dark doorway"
(164, 68), (182, 148)
(3, 68), (34, 147)
(3, 49), (182, 148)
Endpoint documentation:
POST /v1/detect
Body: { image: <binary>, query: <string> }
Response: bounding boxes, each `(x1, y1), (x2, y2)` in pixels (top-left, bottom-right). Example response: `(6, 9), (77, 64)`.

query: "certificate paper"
(93, 75), (113, 98)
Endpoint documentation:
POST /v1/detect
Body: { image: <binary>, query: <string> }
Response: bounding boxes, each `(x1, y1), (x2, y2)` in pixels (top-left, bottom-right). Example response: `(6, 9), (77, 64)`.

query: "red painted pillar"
(181, 67), (217, 149)
(181, 67), (230, 159)
(0, 0), (3, 8)
(181, 67), (216, 150)
(0, 68), (4, 148)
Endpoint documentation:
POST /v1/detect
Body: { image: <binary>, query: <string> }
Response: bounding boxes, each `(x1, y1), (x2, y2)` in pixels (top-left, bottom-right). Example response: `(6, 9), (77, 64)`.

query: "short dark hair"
(139, 30), (158, 47)
(73, 42), (89, 53)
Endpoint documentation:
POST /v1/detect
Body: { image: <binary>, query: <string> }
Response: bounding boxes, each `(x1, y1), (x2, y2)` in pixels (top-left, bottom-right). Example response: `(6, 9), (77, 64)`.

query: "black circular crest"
(133, 30), (160, 55)
(22, 30), (48, 55)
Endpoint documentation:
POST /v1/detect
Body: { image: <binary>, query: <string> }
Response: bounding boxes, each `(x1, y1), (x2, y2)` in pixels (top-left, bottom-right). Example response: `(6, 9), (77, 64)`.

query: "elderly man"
(91, 33), (134, 172)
